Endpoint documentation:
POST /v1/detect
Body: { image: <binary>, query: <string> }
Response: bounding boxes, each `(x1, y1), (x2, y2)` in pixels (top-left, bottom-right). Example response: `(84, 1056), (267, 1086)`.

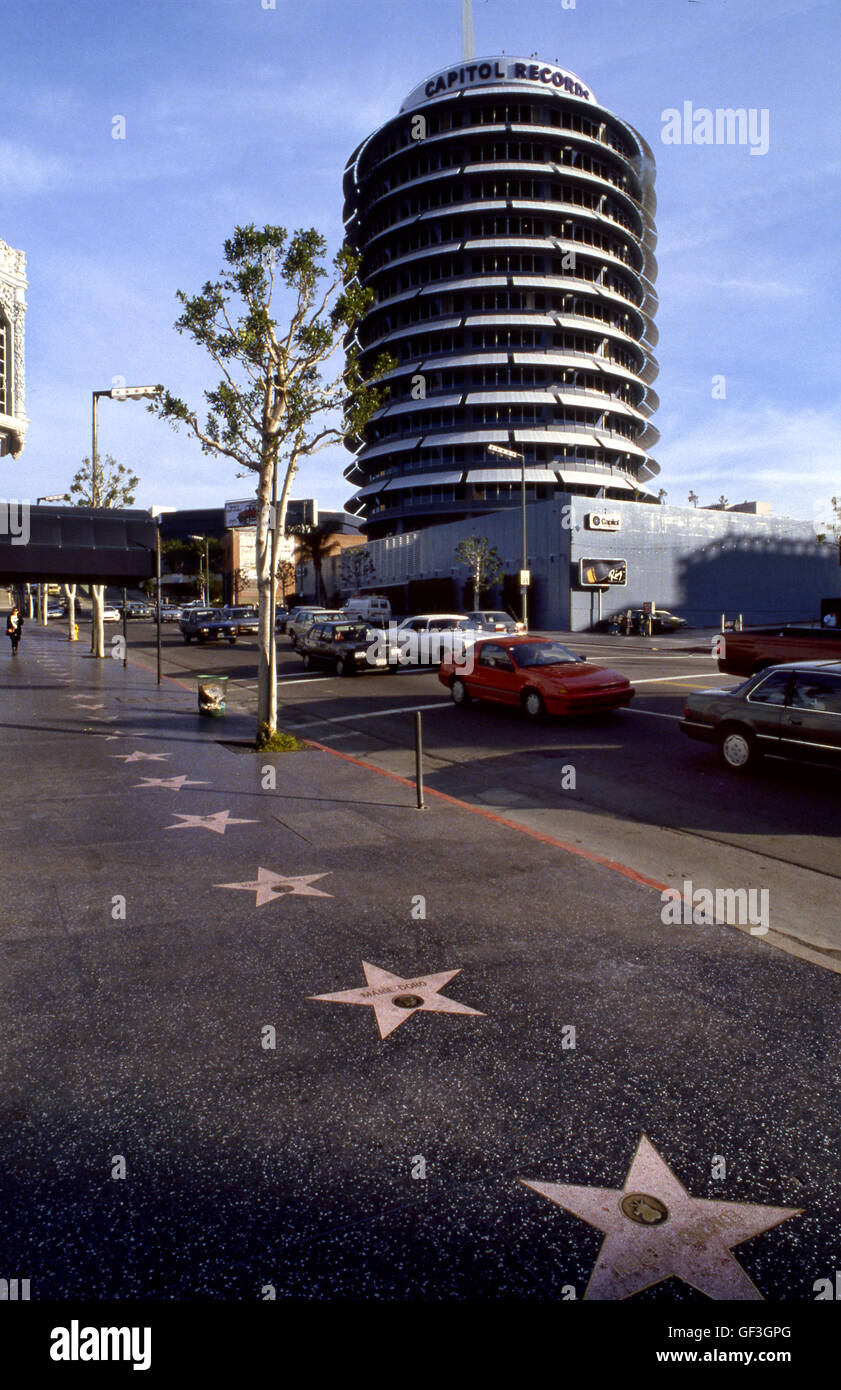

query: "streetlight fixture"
(188, 534), (210, 605)
(92, 386), (160, 503)
(89, 385), (160, 658)
(488, 442), (529, 629)
(149, 506), (175, 685)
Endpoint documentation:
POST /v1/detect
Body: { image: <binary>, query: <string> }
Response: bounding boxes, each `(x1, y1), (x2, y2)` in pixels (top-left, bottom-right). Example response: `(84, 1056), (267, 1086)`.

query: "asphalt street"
(124, 618), (841, 972)
(1, 621), (840, 1315)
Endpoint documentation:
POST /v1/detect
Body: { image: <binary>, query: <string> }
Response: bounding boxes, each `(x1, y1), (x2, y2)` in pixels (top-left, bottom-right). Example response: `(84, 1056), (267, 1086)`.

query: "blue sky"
(3, 0), (839, 527)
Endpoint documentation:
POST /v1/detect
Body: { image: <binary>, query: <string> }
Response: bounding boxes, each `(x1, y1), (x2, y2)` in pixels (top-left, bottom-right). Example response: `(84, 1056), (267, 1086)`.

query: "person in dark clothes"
(6, 605), (23, 654)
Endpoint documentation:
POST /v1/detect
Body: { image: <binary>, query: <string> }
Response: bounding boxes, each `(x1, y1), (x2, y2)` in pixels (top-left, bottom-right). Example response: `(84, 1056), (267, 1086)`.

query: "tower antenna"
(462, 0), (476, 60)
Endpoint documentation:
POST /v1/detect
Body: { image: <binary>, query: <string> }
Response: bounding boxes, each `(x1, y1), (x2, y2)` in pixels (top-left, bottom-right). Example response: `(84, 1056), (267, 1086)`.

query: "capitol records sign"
(585, 511), (621, 531)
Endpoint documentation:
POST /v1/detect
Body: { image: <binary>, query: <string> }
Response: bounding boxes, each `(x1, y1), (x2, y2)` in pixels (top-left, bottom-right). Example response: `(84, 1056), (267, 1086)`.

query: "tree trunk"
(91, 584), (105, 658)
(64, 583), (77, 641)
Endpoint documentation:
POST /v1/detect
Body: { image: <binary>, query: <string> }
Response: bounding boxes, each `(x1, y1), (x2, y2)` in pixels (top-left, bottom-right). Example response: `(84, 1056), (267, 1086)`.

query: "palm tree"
(688, 490), (698, 507)
(717, 495), (729, 509)
(290, 522), (343, 604)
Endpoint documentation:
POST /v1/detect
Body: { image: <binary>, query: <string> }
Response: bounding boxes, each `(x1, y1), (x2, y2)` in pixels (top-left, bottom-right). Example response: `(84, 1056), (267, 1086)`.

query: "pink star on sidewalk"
(215, 866), (333, 906)
(166, 810), (258, 835)
(521, 1134), (802, 1300)
(310, 961), (484, 1038)
(114, 751), (170, 762)
(134, 775), (208, 791)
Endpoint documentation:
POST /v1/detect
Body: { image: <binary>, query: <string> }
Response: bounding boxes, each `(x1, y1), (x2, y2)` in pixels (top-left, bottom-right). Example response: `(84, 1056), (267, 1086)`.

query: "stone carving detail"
(0, 237), (28, 455)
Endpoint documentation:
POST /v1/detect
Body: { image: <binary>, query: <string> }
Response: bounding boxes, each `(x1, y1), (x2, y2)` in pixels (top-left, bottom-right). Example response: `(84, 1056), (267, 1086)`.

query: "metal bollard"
(414, 710), (425, 810)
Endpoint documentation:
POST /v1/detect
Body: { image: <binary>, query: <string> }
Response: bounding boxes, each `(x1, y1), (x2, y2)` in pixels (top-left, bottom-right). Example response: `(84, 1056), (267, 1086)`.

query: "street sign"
(520, 569), (531, 587)
(580, 558), (627, 587)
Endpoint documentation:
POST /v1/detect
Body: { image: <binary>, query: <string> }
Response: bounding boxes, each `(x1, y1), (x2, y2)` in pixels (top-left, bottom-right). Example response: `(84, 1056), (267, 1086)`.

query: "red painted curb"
(303, 736), (669, 895)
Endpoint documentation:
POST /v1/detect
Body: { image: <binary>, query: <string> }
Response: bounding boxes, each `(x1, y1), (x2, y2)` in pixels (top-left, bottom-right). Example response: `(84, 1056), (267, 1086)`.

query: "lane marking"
(298, 700), (451, 726)
(276, 676), (333, 687)
(621, 708), (682, 722)
(630, 672), (725, 686)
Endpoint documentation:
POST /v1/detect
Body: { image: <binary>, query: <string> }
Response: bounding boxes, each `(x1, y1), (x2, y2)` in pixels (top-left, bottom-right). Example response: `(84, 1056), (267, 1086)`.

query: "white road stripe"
(276, 676), (333, 686)
(301, 700), (451, 726)
(630, 672), (725, 686)
(621, 707), (683, 721)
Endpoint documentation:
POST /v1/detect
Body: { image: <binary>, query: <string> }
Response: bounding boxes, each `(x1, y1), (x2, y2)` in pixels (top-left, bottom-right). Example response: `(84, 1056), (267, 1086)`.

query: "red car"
(438, 636), (634, 720)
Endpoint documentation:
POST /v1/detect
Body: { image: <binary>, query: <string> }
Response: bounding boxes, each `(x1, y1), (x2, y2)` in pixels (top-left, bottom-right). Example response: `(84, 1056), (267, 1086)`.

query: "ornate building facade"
(0, 238), (28, 458)
(343, 58), (659, 538)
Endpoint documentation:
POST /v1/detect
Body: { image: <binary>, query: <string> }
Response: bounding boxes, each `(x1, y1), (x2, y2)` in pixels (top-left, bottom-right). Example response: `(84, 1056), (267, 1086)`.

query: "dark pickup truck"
(178, 608), (239, 645)
(715, 626), (841, 677)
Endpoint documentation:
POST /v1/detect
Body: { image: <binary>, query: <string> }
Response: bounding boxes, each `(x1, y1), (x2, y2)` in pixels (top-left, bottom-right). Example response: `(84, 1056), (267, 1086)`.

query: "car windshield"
(510, 642), (583, 668)
(330, 623), (371, 639)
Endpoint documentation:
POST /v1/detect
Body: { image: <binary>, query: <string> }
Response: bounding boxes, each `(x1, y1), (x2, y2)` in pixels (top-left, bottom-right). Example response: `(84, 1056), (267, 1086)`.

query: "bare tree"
(455, 534), (505, 607)
(151, 224), (391, 745)
(340, 545), (375, 597)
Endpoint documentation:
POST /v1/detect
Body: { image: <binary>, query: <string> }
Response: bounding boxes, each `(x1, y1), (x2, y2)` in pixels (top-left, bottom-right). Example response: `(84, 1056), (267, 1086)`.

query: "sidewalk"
(0, 623), (839, 1299)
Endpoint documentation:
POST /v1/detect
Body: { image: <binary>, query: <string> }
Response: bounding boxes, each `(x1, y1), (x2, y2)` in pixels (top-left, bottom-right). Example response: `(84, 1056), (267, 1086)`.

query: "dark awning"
(0, 505), (158, 584)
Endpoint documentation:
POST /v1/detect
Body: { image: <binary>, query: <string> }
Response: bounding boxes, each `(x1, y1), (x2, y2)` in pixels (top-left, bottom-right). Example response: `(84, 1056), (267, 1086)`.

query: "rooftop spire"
(462, 0), (476, 60)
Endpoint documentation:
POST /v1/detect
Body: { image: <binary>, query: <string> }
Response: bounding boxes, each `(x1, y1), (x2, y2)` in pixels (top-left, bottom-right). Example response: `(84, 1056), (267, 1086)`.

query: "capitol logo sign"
(585, 512), (621, 532)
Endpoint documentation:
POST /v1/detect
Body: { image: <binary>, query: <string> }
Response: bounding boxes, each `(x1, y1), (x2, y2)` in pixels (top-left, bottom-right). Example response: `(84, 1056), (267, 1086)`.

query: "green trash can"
(196, 673), (228, 717)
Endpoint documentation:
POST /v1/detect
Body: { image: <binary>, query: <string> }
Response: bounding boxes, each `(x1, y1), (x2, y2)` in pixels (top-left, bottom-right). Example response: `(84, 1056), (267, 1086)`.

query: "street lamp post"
(149, 507), (174, 686)
(488, 442), (529, 630)
(90, 385), (161, 657)
(188, 535), (210, 604)
(35, 496), (68, 624)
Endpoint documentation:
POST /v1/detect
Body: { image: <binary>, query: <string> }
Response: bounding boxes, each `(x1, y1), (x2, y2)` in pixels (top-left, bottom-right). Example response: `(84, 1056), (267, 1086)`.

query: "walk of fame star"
(166, 810), (258, 835)
(521, 1134), (802, 1300)
(310, 961), (484, 1038)
(215, 867), (333, 906)
(133, 775), (208, 791)
(114, 751), (170, 762)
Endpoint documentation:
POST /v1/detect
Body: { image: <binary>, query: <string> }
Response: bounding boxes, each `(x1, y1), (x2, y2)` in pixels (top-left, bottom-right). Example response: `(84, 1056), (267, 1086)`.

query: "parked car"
(102, 605), (120, 622)
(464, 609), (525, 634)
(393, 613), (481, 666)
(342, 595), (392, 624)
(178, 607), (238, 645)
(46, 601), (66, 619)
(714, 625), (841, 677)
(298, 619), (394, 676)
(287, 608), (343, 646)
(680, 660), (841, 771)
(220, 604), (259, 635)
(116, 599), (154, 620)
(439, 636), (635, 720)
(594, 608), (688, 635)
(160, 603), (183, 621)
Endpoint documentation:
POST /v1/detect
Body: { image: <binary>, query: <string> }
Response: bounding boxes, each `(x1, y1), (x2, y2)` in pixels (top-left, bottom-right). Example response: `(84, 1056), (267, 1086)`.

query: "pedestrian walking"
(6, 605), (23, 654)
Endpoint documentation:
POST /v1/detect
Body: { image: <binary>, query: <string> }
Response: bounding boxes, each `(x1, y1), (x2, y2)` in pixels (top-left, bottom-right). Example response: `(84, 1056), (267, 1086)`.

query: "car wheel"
(197, 635), (205, 644)
(336, 656), (354, 677)
(719, 725), (760, 771)
(521, 688), (545, 721)
(183, 634), (191, 644)
(451, 676), (471, 707)
(228, 638), (236, 645)
(302, 652), (312, 669)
